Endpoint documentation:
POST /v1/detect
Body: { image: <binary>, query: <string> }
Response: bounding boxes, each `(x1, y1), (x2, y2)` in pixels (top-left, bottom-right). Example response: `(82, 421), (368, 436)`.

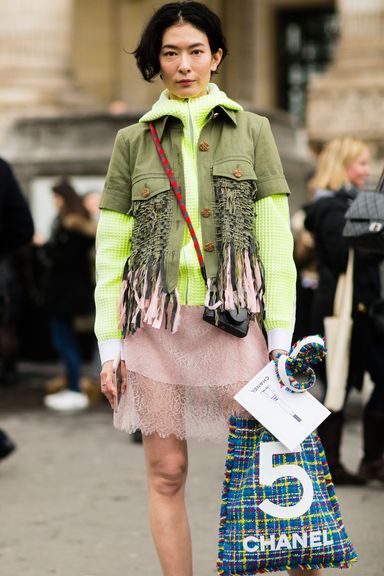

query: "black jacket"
(43, 217), (95, 318)
(305, 188), (381, 333)
(0, 158), (34, 257)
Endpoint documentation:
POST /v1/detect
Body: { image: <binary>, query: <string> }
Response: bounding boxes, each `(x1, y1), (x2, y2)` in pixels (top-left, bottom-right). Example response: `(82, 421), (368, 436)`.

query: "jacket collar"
(150, 104), (239, 140)
(140, 83), (241, 139)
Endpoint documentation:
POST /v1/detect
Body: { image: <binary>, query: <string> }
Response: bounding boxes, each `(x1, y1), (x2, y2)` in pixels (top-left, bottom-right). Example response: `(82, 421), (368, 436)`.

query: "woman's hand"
(269, 349), (288, 361)
(100, 359), (127, 410)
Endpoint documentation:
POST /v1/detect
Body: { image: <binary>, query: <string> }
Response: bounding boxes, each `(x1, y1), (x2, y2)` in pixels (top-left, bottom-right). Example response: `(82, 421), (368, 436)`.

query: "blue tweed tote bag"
(217, 417), (358, 574)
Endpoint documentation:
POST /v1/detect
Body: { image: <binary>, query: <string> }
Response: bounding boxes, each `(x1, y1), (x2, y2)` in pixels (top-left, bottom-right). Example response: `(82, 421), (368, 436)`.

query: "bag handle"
(276, 335), (326, 393)
(148, 121), (207, 284)
(333, 248), (354, 318)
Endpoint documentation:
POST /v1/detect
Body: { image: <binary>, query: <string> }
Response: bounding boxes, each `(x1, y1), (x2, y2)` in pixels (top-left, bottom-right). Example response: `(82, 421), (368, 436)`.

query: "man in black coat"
(0, 157), (34, 460)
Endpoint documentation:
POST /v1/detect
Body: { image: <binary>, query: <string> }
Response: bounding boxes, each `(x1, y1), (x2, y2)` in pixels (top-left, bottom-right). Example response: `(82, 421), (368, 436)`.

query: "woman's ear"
(211, 48), (223, 72)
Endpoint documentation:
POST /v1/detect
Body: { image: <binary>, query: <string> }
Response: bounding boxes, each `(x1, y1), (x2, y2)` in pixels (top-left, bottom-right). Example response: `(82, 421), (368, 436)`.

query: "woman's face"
(159, 23), (222, 100)
(346, 147), (370, 189)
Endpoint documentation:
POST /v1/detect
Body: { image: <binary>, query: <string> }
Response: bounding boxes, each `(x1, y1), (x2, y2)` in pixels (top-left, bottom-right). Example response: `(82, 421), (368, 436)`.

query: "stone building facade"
(1, 0), (382, 142)
(0, 0), (337, 128)
(0, 0), (382, 220)
(307, 0), (384, 157)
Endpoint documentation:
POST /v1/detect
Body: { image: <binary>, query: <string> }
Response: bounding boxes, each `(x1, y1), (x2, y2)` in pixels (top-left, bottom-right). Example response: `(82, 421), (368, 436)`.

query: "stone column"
(220, 0), (257, 105)
(0, 0), (99, 121)
(306, 0), (384, 149)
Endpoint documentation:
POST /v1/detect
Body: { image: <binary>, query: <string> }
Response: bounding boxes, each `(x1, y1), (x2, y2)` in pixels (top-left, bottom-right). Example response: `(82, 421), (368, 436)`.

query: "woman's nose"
(178, 54), (191, 73)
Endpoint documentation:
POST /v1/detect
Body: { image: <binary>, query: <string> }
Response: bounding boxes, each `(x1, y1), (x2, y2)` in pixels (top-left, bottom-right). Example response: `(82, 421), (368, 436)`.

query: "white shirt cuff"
(267, 329), (293, 354)
(98, 339), (122, 365)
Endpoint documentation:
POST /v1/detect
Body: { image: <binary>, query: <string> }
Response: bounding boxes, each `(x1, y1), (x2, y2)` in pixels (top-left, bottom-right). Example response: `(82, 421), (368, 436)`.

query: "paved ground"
(0, 367), (383, 576)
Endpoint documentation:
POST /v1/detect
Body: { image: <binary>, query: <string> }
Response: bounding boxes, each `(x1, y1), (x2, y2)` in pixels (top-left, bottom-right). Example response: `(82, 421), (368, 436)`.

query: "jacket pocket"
(213, 160), (258, 204)
(131, 175), (171, 217)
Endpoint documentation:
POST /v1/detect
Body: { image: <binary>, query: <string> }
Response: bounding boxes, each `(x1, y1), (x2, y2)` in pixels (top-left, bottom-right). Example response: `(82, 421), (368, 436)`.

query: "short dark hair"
(133, 1), (228, 82)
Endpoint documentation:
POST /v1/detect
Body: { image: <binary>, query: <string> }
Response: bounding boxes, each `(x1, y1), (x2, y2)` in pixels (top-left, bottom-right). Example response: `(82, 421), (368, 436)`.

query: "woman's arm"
(95, 127), (134, 365)
(255, 194), (297, 352)
(94, 208), (133, 363)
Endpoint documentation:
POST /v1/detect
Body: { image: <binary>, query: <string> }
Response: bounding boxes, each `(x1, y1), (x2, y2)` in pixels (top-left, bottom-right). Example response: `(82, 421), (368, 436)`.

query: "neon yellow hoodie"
(95, 85), (296, 363)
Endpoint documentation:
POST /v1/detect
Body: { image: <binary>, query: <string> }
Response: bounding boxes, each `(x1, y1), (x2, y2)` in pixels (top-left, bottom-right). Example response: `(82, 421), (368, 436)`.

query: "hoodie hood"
(139, 83), (242, 127)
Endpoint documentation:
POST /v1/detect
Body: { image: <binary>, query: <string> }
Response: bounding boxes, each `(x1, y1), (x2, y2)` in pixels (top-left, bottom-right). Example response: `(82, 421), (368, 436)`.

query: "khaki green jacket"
(100, 107), (290, 291)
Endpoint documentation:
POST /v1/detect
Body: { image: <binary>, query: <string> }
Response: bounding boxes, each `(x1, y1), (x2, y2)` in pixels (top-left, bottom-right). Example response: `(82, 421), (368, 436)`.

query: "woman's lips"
(178, 80), (194, 85)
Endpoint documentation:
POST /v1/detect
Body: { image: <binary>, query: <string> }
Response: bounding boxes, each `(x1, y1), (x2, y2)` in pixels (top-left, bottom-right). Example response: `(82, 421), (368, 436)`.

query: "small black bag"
(343, 168), (384, 253)
(203, 306), (249, 338)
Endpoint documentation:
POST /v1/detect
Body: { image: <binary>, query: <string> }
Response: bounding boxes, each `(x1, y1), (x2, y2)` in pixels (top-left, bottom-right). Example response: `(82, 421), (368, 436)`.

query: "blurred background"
(1, 2), (383, 574)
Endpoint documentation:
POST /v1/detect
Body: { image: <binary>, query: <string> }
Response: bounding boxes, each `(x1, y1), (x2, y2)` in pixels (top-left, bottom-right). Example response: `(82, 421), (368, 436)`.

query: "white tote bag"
(323, 249), (354, 412)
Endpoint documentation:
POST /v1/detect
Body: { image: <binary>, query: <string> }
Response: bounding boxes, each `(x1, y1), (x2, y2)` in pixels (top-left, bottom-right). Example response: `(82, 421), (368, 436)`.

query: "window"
(277, 7), (338, 123)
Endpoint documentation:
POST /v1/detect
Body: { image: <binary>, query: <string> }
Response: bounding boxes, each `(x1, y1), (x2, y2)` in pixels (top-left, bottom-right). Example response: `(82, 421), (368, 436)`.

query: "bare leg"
(142, 433), (192, 576)
(288, 570), (323, 575)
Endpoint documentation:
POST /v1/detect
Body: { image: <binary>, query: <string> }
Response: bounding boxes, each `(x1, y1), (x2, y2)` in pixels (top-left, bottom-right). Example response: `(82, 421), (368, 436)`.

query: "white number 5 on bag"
(258, 441), (314, 519)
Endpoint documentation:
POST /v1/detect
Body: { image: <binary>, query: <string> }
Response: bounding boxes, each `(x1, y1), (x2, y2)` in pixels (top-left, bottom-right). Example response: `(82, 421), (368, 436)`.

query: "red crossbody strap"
(149, 121), (207, 284)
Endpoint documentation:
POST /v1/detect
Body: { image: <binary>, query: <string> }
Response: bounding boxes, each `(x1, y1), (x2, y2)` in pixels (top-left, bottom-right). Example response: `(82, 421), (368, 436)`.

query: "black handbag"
(343, 167), (384, 253)
(202, 304), (249, 338)
(149, 122), (250, 338)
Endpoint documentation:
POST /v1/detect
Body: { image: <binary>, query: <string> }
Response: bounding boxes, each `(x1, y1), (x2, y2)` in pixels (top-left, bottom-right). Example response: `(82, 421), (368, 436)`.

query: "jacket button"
(199, 141), (210, 152)
(233, 167), (243, 178)
(142, 186), (150, 198)
(204, 242), (215, 252)
(200, 208), (212, 218)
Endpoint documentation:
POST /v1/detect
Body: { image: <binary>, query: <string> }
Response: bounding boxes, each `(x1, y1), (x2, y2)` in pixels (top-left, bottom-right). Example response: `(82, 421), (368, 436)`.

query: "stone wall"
(307, 0), (384, 161)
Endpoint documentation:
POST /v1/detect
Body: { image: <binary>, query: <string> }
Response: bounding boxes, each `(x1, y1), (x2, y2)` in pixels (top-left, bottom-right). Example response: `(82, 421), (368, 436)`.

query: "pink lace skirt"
(114, 306), (269, 441)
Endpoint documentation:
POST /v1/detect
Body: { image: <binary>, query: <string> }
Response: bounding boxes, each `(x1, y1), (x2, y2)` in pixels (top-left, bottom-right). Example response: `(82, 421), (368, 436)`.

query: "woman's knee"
(148, 453), (188, 497)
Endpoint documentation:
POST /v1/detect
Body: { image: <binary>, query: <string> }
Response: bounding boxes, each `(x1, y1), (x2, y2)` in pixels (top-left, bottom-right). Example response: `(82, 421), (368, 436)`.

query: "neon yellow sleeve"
(255, 194), (296, 349)
(94, 209), (133, 342)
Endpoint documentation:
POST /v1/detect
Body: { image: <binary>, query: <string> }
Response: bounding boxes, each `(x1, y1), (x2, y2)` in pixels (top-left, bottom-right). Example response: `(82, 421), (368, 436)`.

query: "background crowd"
(0, 160), (100, 458)
(292, 137), (384, 485)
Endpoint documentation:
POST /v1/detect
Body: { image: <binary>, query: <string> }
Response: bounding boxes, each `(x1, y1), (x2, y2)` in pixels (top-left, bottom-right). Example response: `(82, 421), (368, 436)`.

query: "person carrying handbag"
(91, 2), (334, 574)
(305, 136), (384, 485)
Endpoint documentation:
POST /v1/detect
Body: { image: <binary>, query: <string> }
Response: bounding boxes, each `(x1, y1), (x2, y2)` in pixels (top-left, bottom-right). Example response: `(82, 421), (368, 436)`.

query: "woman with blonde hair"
(305, 136), (384, 485)
(309, 137), (370, 193)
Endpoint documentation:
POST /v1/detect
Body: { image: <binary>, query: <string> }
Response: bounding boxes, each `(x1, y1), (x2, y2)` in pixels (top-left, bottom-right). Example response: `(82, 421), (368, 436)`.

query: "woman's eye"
(192, 49), (203, 55)
(163, 51), (177, 57)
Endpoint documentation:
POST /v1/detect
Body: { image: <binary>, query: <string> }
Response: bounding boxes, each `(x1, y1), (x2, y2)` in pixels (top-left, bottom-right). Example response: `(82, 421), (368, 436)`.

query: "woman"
(43, 179), (96, 412)
(305, 137), (384, 484)
(95, 3), (313, 575)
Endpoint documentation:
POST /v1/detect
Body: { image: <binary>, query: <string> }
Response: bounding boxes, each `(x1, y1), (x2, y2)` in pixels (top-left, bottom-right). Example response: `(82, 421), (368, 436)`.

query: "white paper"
(234, 361), (330, 451)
